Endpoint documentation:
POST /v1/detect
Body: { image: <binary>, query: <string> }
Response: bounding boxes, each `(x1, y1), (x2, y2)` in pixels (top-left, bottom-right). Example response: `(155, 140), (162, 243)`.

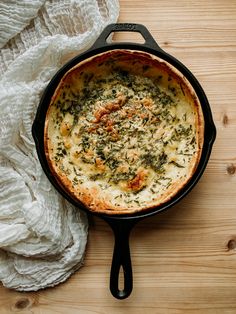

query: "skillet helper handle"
(91, 23), (161, 50)
(105, 218), (137, 299)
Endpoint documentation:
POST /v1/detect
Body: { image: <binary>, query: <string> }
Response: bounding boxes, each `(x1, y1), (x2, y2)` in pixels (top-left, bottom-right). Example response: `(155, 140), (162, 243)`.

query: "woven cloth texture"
(0, 0), (119, 291)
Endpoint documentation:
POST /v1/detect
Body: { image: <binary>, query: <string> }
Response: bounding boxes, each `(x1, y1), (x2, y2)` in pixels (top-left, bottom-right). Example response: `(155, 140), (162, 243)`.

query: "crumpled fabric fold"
(0, 0), (119, 291)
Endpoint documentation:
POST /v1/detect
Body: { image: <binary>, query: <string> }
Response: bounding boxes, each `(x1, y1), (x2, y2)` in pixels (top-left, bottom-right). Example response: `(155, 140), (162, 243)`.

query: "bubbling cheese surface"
(45, 50), (204, 214)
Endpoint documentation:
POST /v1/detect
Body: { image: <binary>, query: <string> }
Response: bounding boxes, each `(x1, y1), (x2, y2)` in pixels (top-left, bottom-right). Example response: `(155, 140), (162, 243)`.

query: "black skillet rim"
(32, 26), (216, 221)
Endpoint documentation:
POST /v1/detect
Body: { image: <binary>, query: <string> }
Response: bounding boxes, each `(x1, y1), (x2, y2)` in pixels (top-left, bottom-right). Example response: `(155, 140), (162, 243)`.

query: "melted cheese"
(45, 50), (204, 214)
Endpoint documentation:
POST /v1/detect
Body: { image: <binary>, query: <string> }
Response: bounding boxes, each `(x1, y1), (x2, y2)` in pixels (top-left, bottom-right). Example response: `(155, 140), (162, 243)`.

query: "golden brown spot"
(111, 130), (120, 141)
(105, 102), (120, 112)
(88, 125), (98, 133)
(227, 164), (235, 175)
(93, 95), (127, 123)
(140, 113), (147, 119)
(127, 168), (148, 192)
(141, 97), (153, 107)
(85, 149), (94, 157)
(72, 150), (80, 158)
(125, 107), (135, 118)
(60, 121), (72, 136)
(64, 137), (72, 149)
(106, 125), (114, 132)
(105, 119), (114, 132)
(95, 158), (105, 172)
(117, 94), (127, 106)
(169, 156), (177, 163)
(93, 107), (109, 123)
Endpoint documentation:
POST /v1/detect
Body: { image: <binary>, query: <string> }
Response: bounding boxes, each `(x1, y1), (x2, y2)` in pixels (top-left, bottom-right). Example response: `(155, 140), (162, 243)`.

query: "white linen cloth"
(0, 0), (119, 291)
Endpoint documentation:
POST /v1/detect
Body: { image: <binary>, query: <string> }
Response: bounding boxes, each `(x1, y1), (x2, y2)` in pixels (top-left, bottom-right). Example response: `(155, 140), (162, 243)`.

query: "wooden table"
(1, 0), (236, 313)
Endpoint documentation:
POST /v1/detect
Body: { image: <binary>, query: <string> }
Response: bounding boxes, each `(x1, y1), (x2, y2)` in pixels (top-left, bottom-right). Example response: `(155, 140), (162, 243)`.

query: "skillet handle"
(91, 23), (162, 51)
(104, 218), (138, 299)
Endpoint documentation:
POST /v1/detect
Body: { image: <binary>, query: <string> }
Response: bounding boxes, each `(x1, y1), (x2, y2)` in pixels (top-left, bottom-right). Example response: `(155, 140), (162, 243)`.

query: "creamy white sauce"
(46, 51), (202, 211)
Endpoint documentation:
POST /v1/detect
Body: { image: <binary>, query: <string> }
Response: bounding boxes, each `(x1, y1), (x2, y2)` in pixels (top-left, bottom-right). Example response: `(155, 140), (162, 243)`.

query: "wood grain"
(1, 0), (236, 313)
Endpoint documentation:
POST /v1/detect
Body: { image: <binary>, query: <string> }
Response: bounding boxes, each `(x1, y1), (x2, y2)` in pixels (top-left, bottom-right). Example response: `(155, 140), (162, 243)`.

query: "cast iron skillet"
(32, 23), (216, 299)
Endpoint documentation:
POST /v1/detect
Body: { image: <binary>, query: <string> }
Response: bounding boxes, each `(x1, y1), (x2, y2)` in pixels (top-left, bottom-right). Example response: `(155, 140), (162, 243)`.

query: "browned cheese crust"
(44, 50), (204, 215)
